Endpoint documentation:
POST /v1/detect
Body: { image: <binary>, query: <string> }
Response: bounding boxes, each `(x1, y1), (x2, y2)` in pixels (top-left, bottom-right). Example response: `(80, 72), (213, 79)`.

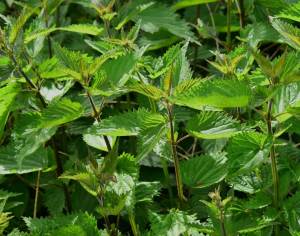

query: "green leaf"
(246, 22), (283, 48)
(39, 98), (84, 128)
(278, 2), (300, 23)
(25, 24), (103, 43)
(23, 212), (101, 236)
(270, 17), (300, 50)
(172, 0), (218, 11)
(85, 109), (165, 137)
(148, 209), (200, 236)
(0, 212), (13, 235)
(171, 42), (192, 88)
(53, 44), (90, 81)
(186, 111), (242, 139)
(0, 146), (52, 174)
(0, 112), (56, 174)
(171, 79), (252, 109)
(149, 43), (181, 79)
(133, 3), (194, 40)
(273, 82), (300, 122)
(127, 82), (165, 100)
(239, 191), (272, 210)
(180, 153), (227, 188)
(135, 181), (161, 203)
(136, 122), (167, 161)
(83, 133), (116, 152)
(227, 166), (272, 194)
(283, 191), (300, 233)
(0, 82), (20, 138)
(115, 1), (155, 30)
(44, 186), (65, 216)
(227, 132), (271, 175)
(101, 53), (137, 88)
(9, 7), (36, 45)
(0, 56), (13, 81)
(60, 172), (98, 197)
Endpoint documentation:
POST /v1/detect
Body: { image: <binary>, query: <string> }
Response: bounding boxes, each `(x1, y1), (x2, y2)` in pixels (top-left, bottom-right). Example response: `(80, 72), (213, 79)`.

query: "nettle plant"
(0, 0), (300, 235)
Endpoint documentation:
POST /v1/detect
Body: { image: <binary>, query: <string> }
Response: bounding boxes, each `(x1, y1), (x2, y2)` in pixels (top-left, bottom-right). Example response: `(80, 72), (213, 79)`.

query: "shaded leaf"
(227, 132), (271, 175)
(180, 153), (227, 188)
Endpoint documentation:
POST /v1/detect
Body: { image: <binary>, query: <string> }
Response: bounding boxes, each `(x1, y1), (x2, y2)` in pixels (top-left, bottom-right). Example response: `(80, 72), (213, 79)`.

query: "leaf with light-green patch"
(39, 98), (84, 128)
(0, 82), (20, 138)
(186, 111), (243, 139)
(171, 79), (252, 109)
(25, 24), (103, 43)
(270, 17), (300, 50)
(172, 0), (218, 11)
(85, 109), (165, 137)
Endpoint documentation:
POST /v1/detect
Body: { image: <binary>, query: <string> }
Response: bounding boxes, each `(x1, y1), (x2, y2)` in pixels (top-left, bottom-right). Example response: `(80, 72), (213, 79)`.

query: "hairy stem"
(33, 171), (41, 218)
(166, 101), (185, 203)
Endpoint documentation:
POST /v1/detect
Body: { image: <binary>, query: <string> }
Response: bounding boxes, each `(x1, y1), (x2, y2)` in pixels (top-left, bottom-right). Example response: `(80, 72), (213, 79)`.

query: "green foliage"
(147, 209), (201, 236)
(22, 212), (101, 236)
(1, 0), (300, 235)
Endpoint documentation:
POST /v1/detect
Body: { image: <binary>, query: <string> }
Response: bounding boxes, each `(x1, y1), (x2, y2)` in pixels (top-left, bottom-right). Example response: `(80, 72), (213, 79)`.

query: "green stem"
(86, 91), (111, 151)
(238, 0), (245, 28)
(129, 213), (139, 236)
(96, 195), (112, 235)
(33, 171), (41, 218)
(226, 0), (232, 49)
(266, 99), (279, 236)
(87, 91), (114, 235)
(267, 100), (279, 207)
(11, 54), (47, 107)
(220, 211), (227, 236)
(166, 101), (185, 203)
